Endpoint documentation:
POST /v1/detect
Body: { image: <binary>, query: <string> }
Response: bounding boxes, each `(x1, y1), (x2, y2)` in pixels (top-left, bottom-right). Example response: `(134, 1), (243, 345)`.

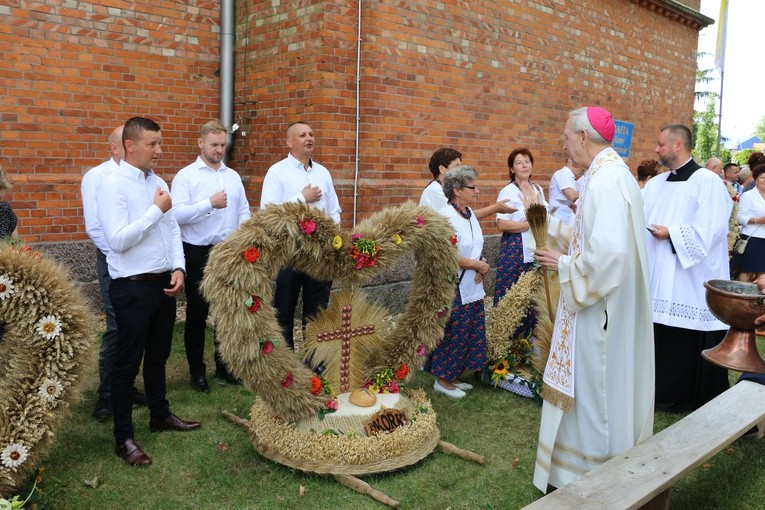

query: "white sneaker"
(453, 382), (473, 391)
(433, 381), (466, 398)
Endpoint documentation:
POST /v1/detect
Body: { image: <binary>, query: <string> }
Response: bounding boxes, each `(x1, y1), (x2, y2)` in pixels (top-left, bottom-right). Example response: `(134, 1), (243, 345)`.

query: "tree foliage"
(694, 95), (719, 162)
(755, 116), (765, 142)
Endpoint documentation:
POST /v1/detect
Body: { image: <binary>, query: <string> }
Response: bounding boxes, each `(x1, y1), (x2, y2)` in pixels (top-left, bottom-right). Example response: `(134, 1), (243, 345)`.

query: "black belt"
(123, 271), (171, 282)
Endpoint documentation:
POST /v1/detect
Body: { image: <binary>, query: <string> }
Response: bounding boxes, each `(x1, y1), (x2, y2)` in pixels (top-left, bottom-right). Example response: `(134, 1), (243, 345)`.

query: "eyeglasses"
(464, 185), (477, 190)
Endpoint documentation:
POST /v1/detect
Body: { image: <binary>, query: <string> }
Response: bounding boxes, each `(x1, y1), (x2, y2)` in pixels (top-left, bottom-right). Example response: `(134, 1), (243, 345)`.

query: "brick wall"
(234, 0), (710, 230)
(0, 0), (221, 243)
(1, 0), (710, 244)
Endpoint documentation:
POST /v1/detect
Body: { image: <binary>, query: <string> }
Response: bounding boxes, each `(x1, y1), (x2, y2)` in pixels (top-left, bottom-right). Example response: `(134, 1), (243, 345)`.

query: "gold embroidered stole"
(541, 148), (620, 412)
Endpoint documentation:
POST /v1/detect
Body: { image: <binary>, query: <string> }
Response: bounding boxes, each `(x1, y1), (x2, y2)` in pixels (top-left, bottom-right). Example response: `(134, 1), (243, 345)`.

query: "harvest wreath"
(0, 244), (93, 497)
(202, 202), (485, 507)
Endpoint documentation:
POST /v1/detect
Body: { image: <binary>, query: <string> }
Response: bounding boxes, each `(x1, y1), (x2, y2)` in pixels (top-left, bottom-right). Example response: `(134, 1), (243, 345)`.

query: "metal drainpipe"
(352, 0), (362, 226)
(220, 0), (235, 162)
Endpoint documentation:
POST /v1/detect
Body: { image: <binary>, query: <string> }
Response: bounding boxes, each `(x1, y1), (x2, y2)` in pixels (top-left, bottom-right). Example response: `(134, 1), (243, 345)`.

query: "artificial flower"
(332, 235), (343, 250)
(260, 338), (275, 354)
(450, 234), (458, 245)
(300, 218), (316, 235)
(243, 246), (260, 263)
(326, 398), (338, 411)
(246, 295), (261, 313)
(281, 372), (294, 388)
(391, 233), (402, 245)
(351, 236), (379, 269)
(415, 215), (425, 226)
(416, 343), (426, 356)
(310, 375), (323, 395)
(1, 442), (29, 469)
(437, 307), (448, 318)
(35, 315), (62, 340)
(0, 275), (14, 300)
(395, 363), (409, 380)
(385, 380), (400, 393)
(351, 233), (362, 241)
(38, 377), (63, 402)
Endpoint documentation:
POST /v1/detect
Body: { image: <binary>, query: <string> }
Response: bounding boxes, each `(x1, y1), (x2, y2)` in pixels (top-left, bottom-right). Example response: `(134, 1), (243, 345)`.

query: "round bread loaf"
(349, 387), (377, 407)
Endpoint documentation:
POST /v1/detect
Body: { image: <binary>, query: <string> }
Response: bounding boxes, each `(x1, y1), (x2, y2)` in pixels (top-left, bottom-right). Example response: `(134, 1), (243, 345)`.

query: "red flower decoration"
(248, 295), (261, 313)
(261, 339), (274, 354)
(244, 247), (260, 263)
(416, 215), (425, 226)
(300, 218), (316, 235)
(395, 363), (409, 380)
(310, 375), (323, 395)
(450, 234), (458, 245)
(437, 307), (448, 317)
(281, 372), (294, 388)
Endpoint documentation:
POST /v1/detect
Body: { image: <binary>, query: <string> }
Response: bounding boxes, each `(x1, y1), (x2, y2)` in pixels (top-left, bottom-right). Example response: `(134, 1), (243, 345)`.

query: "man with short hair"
(533, 107), (654, 492)
(420, 147), (515, 219)
(644, 123), (732, 412)
(98, 116), (201, 467)
(704, 156), (722, 177)
(723, 162), (742, 195)
(172, 120), (251, 391)
(260, 121), (340, 350)
(81, 125), (146, 421)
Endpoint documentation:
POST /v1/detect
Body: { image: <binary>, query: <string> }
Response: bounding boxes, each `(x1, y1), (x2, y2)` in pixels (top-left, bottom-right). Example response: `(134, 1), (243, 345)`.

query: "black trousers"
(274, 267), (331, 349)
(182, 242), (232, 377)
(110, 277), (176, 444)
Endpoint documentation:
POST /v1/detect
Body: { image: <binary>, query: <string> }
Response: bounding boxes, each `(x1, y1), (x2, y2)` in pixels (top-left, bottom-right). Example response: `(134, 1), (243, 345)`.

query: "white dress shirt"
(738, 187), (765, 238)
(496, 182), (548, 263)
(97, 160), (185, 278)
(260, 153), (341, 223)
(419, 180), (448, 210)
(548, 166), (578, 225)
(439, 204), (485, 305)
(171, 156), (251, 246)
(81, 157), (120, 254)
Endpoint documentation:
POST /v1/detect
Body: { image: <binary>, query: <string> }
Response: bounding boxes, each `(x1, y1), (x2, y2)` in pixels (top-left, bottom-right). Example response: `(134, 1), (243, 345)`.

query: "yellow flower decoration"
(391, 233), (402, 245)
(332, 235), (343, 250)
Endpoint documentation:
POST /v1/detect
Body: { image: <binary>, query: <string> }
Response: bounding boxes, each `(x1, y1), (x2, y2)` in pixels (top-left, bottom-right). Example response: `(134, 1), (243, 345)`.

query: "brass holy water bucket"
(702, 280), (765, 373)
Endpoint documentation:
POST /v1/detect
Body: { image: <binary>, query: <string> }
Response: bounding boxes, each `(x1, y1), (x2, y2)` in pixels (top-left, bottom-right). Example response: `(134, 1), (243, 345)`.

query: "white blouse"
(496, 181), (547, 262)
(737, 188), (765, 239)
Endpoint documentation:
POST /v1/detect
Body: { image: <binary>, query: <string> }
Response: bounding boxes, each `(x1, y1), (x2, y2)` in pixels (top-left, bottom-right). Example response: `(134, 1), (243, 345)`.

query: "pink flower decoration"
(351, 233), (362, 241)
(386, 380), (400, 393)
(326, 399), (339, 411)
(416, 216), (425, 226)
(281, 372), (294, 388)
(300, 218), (316, 235)
(416, 342), (426, 356)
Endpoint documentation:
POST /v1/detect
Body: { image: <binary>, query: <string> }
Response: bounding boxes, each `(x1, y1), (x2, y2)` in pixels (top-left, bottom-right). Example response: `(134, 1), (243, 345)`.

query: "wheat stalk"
(525, 203), (554, 323)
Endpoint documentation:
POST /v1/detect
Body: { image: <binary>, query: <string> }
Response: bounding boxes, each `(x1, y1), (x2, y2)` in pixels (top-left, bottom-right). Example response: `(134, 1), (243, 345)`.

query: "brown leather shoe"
(149, 413), (202, 433)
(115, 438), (152, 466)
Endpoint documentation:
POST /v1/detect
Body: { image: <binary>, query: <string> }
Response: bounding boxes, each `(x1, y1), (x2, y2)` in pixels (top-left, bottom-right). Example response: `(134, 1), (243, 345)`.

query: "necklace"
(449, 201), (472, 220)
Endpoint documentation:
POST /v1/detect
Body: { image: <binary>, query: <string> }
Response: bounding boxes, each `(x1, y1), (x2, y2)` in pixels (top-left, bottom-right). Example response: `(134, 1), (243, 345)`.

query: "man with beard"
(643, 123), (732, 411)
(172, 120), (251, 391)
(260, 121), (341, 350)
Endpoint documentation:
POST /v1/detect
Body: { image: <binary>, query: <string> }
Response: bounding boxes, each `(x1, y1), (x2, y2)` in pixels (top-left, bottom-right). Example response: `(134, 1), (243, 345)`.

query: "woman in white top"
(493, 148), (547, 326)
(736, 163), (765, 282)
(423, 165), (489, 399)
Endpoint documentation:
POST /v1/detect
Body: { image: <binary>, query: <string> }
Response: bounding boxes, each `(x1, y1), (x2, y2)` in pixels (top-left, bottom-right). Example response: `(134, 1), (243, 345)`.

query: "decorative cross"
(316, 304), (375, 392)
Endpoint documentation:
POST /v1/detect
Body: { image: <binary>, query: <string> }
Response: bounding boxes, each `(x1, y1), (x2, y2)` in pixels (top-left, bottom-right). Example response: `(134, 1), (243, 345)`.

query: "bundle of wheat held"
(525, 203), (554, 323)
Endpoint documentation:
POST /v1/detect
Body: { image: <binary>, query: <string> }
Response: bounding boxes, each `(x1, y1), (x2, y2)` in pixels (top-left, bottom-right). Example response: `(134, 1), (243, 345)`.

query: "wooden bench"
(522, 380), (765, 510)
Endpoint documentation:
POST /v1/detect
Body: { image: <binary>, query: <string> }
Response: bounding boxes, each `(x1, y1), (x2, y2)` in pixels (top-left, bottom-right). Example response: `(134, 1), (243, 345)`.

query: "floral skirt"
(493, 232), (535, 338)
(424, 288), (486, 381)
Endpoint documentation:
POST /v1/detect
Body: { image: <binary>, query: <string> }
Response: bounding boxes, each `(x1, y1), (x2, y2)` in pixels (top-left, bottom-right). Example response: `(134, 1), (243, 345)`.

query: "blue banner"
(612, 120), (633, 158)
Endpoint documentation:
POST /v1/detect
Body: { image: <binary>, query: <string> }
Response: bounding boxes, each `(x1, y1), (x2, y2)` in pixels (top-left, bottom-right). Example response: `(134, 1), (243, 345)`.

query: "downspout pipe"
(352, 1), (362, 226)
(220, 0), (235, 162)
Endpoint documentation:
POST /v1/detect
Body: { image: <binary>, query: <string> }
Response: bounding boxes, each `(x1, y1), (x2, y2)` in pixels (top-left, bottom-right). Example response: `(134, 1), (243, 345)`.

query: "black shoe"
(190, 374), (210, 392)
(132, 388), (147, 406)
(215, 367), (241, 385)
(93, 397), (112, 422)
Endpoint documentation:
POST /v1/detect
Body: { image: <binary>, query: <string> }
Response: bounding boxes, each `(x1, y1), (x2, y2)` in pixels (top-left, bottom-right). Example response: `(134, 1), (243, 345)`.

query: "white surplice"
(533, 147), (655, 492)
(642, 168), (732, 331)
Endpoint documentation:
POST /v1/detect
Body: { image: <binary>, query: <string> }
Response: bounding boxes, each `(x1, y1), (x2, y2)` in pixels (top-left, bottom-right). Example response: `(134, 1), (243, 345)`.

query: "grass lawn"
(16, 325), (765, 509)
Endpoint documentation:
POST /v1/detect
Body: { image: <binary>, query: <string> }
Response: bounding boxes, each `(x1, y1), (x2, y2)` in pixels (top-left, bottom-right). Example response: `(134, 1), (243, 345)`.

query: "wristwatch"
(172, 267), (186, 276)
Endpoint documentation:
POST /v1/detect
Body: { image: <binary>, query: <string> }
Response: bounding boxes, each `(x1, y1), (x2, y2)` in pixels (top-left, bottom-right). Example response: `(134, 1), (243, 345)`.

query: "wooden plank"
(523, 381), (765, 510)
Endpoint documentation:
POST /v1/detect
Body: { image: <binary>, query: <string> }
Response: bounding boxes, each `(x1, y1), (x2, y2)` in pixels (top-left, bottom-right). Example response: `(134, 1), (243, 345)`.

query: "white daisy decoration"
(38, 377), (64, 402)
(0, 274), (14, 300)
(35, 315), (63, 340)
(1, 442), (30, 469)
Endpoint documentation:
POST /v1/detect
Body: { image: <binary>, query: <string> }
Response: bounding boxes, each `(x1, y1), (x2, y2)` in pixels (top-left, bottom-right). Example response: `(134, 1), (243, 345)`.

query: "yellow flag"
(714, 0), (728, 70)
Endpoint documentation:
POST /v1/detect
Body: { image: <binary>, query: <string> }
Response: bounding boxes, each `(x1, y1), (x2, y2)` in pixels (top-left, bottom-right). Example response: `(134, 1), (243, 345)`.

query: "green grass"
(18, 326), (765, 509)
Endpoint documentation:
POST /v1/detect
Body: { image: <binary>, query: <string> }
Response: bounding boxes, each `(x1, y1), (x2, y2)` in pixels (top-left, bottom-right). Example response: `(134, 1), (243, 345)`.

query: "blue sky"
(696, 0), (764, 143)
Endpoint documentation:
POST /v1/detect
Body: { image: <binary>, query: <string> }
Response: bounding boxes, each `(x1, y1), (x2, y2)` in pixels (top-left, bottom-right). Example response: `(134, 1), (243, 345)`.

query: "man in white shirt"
(644, 123), (732, 411)
(723, 162), (743, 195)
(172, 120), (251, 391)
(547, 158), (583, 225)
(81, 125), (146, 421)
(98, 117), (200, 467)
(260, 121), (340, 350)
